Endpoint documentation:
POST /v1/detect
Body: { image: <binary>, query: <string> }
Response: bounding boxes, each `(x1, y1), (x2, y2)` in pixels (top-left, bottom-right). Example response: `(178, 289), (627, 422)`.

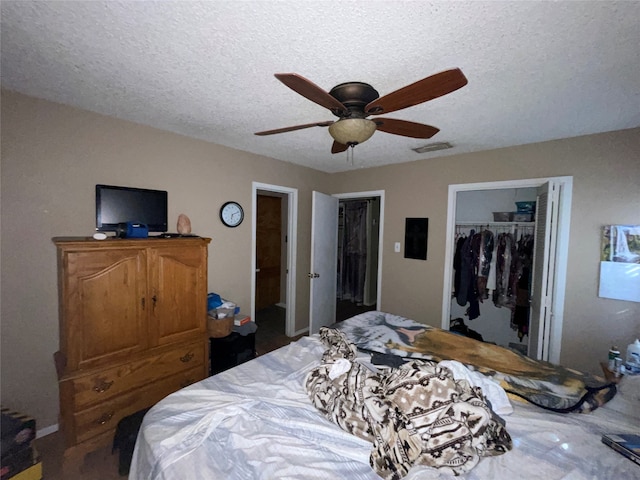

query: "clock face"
(220, 201), (244, 227)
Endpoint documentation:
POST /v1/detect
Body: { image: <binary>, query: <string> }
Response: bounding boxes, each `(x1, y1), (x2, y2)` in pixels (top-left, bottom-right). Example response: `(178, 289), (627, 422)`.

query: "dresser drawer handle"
(96, 411), (114, 425)
(92, 380), (114, 394)
(180, 352), (194, 363)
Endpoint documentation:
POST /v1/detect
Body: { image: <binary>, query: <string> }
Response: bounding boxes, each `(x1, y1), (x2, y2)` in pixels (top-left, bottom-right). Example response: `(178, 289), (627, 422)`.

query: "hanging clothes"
(493, 233), (518, 310)
(486, 237), (498, 293)
(455, 230), (480, 320)
(455, 230), (472, 306)
(454, 224), (535, 341)
(454, 228), (495, 321)
(453, 234), (466, 298)
(475, 229), (494, 301)
(512, 234), (535, 340)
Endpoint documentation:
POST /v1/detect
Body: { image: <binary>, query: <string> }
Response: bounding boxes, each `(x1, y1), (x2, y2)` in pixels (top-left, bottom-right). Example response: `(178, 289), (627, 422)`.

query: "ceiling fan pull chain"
(347, 145), (355, 165)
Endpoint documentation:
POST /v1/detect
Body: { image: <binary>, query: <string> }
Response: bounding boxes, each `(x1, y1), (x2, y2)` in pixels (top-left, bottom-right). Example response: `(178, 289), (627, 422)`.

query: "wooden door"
(63, 248), (147, 371)
(256, 195), (282, 311)
(150, 244), (207, 346)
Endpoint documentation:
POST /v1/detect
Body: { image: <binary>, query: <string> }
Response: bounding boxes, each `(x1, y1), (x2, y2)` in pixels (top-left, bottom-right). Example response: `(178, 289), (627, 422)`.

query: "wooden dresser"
(52, 236), (211, 473)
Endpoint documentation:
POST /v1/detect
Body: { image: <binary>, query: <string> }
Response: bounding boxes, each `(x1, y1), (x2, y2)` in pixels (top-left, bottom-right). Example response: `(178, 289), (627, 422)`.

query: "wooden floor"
(255, 304), (306, 355)
(36, 431), (121, 479)
(36, 302), (372, 478)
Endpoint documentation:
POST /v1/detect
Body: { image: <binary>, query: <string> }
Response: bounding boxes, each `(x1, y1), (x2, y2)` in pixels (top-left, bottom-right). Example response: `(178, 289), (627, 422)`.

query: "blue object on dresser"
(125, 222), (148, 238)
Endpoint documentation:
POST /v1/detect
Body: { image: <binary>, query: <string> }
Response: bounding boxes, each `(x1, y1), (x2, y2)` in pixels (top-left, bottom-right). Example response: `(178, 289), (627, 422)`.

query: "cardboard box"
(234, 314), (251, 326)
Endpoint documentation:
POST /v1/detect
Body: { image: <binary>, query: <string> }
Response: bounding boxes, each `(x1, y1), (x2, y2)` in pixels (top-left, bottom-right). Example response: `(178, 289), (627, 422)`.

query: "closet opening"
(442, 177), (573, 363)
(451, 188), (537, 356)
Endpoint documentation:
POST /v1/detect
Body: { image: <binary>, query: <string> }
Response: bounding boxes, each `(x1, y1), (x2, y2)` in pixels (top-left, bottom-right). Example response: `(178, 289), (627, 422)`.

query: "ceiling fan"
(255, 68), (468, 154)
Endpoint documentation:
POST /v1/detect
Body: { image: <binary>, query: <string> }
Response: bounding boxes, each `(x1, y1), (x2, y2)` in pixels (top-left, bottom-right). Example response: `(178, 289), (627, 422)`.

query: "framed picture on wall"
(404, 218), (428, 260)
(599, 225), (640, 302)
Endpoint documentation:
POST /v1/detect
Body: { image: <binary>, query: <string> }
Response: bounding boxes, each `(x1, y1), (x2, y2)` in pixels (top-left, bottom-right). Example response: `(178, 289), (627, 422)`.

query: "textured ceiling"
(2, 1), (639, 173)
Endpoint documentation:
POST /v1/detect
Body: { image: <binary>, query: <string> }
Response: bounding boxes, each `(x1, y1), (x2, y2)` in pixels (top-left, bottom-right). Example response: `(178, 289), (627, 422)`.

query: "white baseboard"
(37, 423), (58, 438)
(292, 327), (309, 337)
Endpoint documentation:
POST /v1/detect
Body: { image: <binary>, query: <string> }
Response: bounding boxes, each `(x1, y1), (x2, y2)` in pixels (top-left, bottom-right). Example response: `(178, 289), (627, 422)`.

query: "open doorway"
(441, 177), (572, 363)
(333, 191), (384, 323)
(335, 197), (380, 321)
(448, 187), (538, 355)
(251, 183), (298, 353)
(255, 192), (286, 341)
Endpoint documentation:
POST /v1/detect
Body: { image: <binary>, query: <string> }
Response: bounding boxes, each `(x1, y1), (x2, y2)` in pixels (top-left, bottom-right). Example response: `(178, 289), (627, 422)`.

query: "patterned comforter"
(332, 311), (617, 413)
(305, 328), (512, 479)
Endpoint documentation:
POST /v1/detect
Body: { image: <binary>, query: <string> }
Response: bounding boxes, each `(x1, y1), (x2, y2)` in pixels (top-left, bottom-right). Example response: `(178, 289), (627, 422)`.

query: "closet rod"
(340, 197), (377, 203)
(455, 221), (535, 227)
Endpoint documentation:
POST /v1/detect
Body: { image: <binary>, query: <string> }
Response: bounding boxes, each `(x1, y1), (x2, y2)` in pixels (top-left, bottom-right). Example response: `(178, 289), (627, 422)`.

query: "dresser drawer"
(72, 365), (204, 445)
(70, 341), (205, 410)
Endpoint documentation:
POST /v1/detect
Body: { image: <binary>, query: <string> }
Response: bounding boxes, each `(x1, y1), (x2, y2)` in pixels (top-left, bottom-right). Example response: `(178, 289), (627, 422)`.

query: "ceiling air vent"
(412, 142), (453, 154)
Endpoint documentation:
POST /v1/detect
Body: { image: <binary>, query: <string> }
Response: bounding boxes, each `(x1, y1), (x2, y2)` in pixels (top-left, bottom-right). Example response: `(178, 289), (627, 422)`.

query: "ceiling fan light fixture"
(328, 118), (377, 146)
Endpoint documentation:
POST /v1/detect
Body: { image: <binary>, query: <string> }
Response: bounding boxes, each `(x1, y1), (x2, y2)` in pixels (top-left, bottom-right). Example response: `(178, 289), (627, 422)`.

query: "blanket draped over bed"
(305, 328), (512, 479)
(331, 311), (616, 413)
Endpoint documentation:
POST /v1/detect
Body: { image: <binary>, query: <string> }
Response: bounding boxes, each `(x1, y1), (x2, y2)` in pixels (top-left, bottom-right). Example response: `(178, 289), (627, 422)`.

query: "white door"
(309, 192), (338, 334)
(529, 181), (560, 361)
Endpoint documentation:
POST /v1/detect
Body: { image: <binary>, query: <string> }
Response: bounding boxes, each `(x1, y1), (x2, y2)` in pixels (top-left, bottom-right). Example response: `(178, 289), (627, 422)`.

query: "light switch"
(394, 242), (401, 253)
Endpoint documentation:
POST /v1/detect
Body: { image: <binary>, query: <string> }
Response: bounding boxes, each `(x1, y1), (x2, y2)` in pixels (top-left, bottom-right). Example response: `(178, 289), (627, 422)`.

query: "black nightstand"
(210, 332), (256, 375)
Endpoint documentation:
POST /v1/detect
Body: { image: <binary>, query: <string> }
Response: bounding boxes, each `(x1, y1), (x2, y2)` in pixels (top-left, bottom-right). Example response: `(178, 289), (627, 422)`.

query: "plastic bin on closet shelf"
(492, 212), (513, 222)
(492, 211), (534, 222)
(515, 201), (536, 213)
(512, 213), (533, 222)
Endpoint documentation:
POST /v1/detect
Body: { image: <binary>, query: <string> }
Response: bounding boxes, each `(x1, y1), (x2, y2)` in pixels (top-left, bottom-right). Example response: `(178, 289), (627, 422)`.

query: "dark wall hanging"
(404, 218), (428, 260)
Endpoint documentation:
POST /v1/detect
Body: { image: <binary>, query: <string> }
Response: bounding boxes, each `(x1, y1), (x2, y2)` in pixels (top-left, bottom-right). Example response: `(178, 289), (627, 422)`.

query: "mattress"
(130, 318), (640, 480)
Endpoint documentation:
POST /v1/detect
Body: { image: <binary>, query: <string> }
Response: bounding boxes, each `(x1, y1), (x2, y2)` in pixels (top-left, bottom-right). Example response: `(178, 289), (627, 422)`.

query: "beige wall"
(331, 129), (640, 373)
(2, 89), (639, 432)
(0, 90), (330, 428)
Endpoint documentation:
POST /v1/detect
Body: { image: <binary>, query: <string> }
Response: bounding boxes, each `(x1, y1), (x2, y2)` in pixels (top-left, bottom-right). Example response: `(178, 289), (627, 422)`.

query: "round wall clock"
(219, 201), (244, 227)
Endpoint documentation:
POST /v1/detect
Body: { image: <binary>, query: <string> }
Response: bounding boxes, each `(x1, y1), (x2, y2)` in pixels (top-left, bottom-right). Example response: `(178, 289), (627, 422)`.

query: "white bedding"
(130, 334), (640, 480)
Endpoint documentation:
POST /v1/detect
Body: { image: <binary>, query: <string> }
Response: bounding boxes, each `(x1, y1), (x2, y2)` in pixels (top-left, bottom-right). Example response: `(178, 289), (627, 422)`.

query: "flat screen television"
(96, 184), (168, 233)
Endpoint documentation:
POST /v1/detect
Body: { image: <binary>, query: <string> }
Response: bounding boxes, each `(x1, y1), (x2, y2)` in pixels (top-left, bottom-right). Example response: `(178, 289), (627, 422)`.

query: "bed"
(130, 311), (639, 479)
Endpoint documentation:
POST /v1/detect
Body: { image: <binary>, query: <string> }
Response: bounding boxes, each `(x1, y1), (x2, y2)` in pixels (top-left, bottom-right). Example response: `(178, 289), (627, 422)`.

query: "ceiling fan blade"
(374, 118), (439, 138)
(275, 73), (349, 116)
(331, 141), (349, 154)
(365, 68), (468, 115)
(255, 121), (334, 136)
